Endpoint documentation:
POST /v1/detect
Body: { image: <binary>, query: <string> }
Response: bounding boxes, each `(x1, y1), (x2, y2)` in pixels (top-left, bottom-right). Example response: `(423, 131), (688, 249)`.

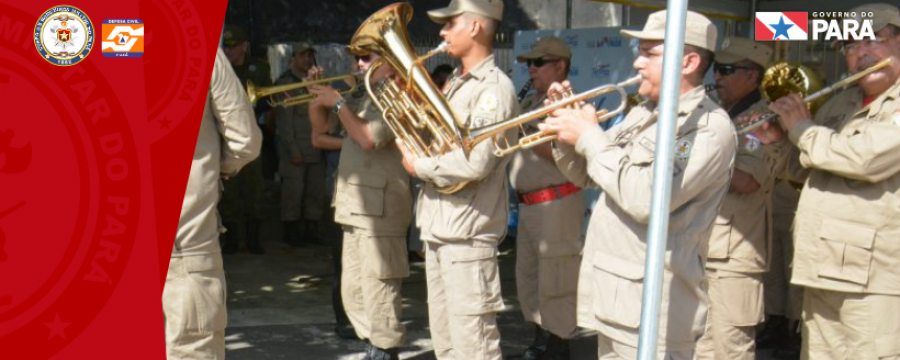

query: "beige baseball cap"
(516, 37), (572, 61)
(621, 10), (717, 52)
(428, 0), (504, 24)
(715, 37), (772, 67)
(851, 3), (900, 32)
(293, 41), (315, 55)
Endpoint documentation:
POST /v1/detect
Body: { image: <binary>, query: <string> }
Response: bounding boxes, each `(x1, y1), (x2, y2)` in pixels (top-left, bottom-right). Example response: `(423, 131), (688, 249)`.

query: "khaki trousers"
(696, 269), (763, 360)
(597, 333), (693, 360)
(425, 240), (504, 360)
(802, 288), (900, 360)
(515, 215), (581, 338)
(163, 254), (227, 360)
(341, 227), (409, 349)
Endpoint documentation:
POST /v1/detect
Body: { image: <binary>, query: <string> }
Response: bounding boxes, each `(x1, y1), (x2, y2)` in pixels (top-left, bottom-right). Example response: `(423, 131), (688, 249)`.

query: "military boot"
(362, 343), (400, 360)
(283, 220), (304, 247)
(757, 315), (788, 349)
(543, 333), (571, 360)
(507, 325), (548, 360)
(246, 220), (265, 254)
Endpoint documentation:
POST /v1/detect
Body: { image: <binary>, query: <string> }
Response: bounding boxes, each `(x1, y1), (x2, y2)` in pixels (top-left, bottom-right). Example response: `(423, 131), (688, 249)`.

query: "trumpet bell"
(761, 62), (827, 113)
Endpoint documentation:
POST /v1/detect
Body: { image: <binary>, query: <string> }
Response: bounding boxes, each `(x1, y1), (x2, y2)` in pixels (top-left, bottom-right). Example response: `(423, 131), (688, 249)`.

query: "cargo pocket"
(707, 215), (732, 260)
(629, 137), (655, 166)
(183, 256), (227, 334)
(816, 219), (875, 285)
(365, 235), (410, 279)
(346, 173), (386, 217)
(447, 246), (502, 315)
(592, 253), (644, 329)
(539, 254), (581, 300)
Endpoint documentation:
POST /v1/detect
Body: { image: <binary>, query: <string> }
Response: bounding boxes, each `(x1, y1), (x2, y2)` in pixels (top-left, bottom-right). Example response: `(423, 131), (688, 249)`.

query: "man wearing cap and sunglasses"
(274, 42), (328, 249)
(541, 10), (736, 359)
(508, 36), (584, 360)
(696, 37), (775, 360)
(394, 0), (518, 359)
(308, 51), (413, 360)
(743, 3), (900, 359)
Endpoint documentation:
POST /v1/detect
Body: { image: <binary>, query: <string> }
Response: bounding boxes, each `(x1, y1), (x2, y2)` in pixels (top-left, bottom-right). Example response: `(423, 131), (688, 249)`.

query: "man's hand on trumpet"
(538, 80), (597, 146)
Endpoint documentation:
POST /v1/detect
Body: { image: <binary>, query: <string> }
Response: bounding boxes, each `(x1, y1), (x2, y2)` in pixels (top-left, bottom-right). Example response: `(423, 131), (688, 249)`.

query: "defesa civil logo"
(34, 5), (94, 66)
(755, 11), (876, 41)
(101, 19), (144, 57)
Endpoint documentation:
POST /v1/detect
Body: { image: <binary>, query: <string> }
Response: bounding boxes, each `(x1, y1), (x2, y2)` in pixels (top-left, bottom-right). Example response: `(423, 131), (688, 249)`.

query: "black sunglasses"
(713, 63), (753, 76)
(526, 58), (560, 68)
(355, 54), (373, 62)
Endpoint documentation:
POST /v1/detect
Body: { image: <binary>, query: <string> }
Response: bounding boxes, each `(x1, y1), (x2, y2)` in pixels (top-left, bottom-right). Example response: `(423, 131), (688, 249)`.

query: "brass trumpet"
(246, 74), (359, 108)
(738, 58), (892, 134)
(464, 75), (642, 157)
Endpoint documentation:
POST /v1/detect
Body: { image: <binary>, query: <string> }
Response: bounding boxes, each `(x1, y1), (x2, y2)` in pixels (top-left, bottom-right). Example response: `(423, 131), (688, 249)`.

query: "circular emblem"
(744, 134), (761, 152)
(675, 137), (692, 161)
(33, 5), (94, 66)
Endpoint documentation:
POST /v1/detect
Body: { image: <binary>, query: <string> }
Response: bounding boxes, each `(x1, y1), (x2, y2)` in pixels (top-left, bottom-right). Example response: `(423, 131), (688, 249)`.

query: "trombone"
(738, 58), (892, 134)
(246, 74), (359, 108)
(464, 75), (643, 157)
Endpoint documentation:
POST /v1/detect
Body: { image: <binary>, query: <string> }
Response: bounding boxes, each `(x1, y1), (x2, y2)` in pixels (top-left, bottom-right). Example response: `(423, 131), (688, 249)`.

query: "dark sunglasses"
(713, 64), (753, 76)
(355, 54), (373, 62)
(526, 58), (560, 68)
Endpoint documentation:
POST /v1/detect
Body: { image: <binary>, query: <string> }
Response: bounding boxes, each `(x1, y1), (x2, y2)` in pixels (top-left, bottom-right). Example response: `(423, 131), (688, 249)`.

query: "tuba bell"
(351, 2), (469, 194)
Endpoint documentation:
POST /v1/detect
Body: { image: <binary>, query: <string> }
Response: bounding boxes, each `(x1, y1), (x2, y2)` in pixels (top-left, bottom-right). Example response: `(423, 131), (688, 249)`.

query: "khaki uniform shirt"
(274, 72), (320, 163)
(413, 55), (520, 243)
(708, 98), (773, 273)
(554, 86), (736, 350)
(509, 92), (584, 243)
(334, 94), (412, 236)
(174, 49), (262, 257)
(767, 82), (900, 296)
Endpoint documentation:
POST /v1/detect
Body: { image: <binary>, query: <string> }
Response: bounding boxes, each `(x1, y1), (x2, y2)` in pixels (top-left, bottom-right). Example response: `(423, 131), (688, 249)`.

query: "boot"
(773, 320), (801, 360)
(334, 321), (359, 340)
(246, 220), (265, 254)
(757, 315), (788, 349)
(304, 220), (326, 246)
(221, 221), (239, 254)
(507, 325), (548, 360)
(543, 333), (571, 360)
(362, 343), (399, 360)
(283, 220), (304, 247)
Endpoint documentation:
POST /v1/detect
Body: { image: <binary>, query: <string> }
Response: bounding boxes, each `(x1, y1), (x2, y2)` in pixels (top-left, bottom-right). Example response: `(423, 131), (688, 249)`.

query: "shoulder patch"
(478, 93), (499, 114)
(744, 134), (760, 152)
(674, 137), (692, 162)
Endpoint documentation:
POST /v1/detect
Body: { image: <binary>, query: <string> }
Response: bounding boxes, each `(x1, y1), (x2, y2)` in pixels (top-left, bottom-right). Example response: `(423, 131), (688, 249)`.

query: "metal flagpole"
(636, 0), (688, 358)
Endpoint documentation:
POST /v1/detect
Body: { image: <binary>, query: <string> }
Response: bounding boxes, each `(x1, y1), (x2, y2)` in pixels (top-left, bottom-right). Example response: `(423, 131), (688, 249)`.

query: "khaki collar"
(855, 78), (900, 118)
(452, 55), (496, 81)
(645, 85), (708, 117)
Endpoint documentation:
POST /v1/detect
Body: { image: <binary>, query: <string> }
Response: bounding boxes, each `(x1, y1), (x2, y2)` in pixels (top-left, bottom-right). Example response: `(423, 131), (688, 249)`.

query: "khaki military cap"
(223, 25), (248, 47)
(428, 0), (504, 24)
(517, 37), (572, 61)
(621, 10), (717, 52)
(851, 3), (900, 32)
(715, 37), (772, 67)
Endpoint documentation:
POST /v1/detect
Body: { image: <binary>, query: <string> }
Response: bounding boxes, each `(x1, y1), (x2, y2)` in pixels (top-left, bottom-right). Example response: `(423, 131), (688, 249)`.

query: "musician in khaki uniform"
(541, 11), (735, 359)
(744, 4), (900, 359)
(696, 38), (774, 360)
(164, 48), (262, 359)
(309, 51), (412, 359)
(509, 37), (584, 360)
(274, 42), (327, 247)
(396, 0), (519, 358)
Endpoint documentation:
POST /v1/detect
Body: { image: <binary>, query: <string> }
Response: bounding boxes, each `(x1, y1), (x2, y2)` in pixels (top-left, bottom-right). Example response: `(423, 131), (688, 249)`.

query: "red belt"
(517, 183), (581, 206)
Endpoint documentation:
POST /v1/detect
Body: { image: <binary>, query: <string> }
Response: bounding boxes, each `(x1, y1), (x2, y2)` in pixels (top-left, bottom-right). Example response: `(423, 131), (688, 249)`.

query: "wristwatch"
(332, 98), (346, 114)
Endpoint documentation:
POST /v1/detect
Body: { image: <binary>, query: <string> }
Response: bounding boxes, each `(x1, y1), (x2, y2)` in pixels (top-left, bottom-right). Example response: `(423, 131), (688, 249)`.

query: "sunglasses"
(713, 64), (753, 76)
(526, 58), (560, 68)
(355, 54), (373, 62)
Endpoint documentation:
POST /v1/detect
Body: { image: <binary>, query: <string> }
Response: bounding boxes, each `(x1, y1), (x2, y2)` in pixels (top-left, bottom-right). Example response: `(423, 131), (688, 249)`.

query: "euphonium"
(351, 2), (468, 194)
(246, 74), (360, 108)
(738, 58), (892, 134)
(464, 75), (642, 157)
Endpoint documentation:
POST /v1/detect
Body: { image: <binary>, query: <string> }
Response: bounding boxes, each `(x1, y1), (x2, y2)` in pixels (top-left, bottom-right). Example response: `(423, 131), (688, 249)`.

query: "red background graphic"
(0, 0), (227, 358)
